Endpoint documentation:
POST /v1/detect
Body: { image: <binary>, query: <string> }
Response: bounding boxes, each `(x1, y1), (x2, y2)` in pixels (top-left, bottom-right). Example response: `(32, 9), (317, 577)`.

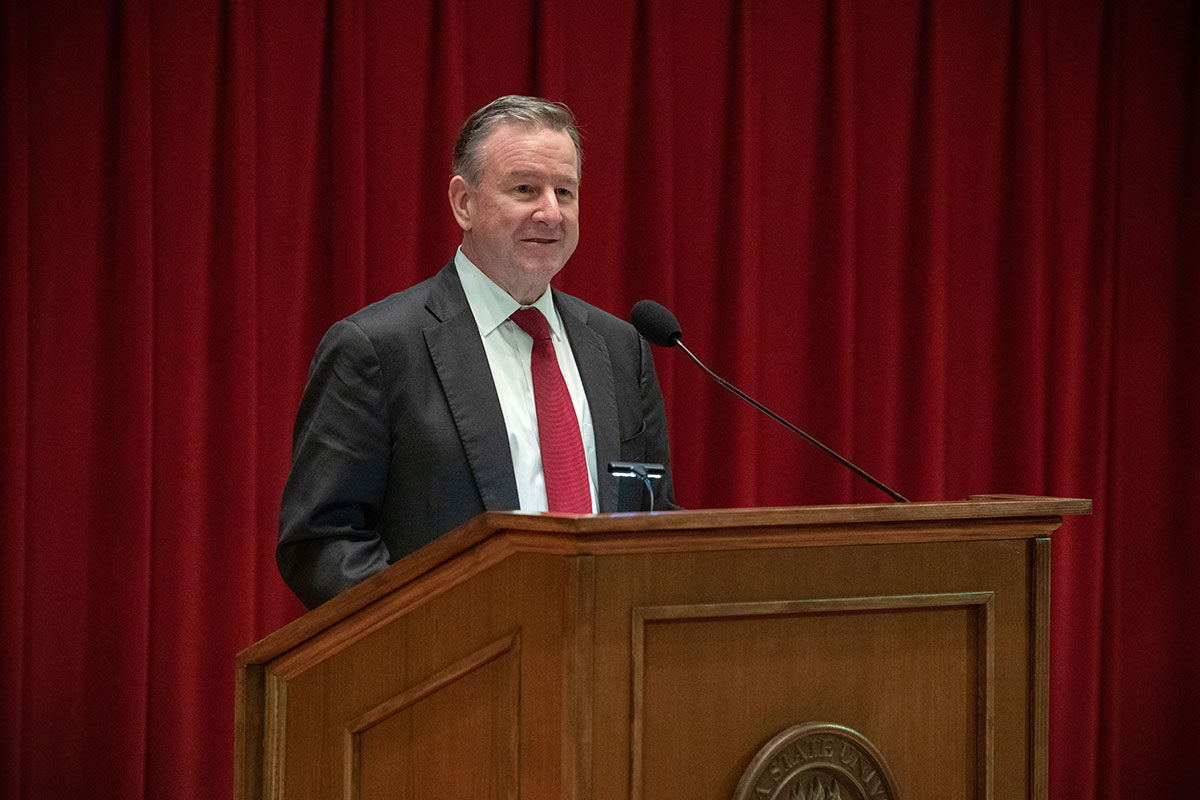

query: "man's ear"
(448, 175), (472, 231)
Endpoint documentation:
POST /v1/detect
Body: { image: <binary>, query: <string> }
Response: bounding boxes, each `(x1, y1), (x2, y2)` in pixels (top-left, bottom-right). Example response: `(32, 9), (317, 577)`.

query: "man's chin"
(510, 259), (567, 295)
(516, 249), (570, 273)
(525, 262), (567, 284)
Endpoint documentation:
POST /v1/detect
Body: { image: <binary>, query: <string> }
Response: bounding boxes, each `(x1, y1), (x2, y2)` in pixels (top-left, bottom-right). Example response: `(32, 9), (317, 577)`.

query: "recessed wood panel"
(262, 553), (571, 800)
(346, 634), (520, 800)
(631, 594), (993, 800)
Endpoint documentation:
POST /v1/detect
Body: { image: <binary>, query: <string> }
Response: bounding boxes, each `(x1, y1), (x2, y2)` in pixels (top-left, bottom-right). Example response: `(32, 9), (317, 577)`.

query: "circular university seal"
(732, 722), (900, 800)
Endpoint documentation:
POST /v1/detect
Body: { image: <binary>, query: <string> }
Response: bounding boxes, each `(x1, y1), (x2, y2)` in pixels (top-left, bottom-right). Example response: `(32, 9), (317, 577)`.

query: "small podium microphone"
(630, 299), (910, 503)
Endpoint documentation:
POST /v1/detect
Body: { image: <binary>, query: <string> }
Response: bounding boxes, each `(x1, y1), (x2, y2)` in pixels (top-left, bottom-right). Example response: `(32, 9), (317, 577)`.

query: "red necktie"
(510, 307), (593, 513)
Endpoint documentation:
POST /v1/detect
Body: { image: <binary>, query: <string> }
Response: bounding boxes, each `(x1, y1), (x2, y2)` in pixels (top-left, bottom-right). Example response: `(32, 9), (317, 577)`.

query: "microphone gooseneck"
(631, 300), (909, 503)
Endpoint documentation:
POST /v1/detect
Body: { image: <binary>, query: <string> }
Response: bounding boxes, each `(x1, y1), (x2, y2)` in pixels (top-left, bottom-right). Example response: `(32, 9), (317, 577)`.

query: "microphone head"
(630, 300), (682, 347)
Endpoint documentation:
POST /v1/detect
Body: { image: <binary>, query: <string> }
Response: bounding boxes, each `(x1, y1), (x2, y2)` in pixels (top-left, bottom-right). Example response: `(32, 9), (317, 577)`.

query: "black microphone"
(630, 299), (910, 503)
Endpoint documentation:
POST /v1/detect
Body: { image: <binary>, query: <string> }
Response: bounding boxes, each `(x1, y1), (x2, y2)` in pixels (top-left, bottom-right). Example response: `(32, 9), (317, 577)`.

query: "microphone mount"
(607, 461), (665, 512)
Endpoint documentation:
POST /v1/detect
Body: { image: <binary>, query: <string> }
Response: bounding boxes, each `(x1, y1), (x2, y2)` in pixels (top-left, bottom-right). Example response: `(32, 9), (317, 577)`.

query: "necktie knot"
(510, 307), (552, 341)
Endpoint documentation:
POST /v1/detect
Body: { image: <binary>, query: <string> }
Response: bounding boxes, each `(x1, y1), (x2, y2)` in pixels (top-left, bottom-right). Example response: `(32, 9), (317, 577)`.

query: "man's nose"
(532, 189), (562, 223)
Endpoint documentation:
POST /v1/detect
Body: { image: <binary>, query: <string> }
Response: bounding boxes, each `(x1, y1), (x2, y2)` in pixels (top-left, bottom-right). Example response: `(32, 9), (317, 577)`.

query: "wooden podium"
(236, 496), (1090, 800)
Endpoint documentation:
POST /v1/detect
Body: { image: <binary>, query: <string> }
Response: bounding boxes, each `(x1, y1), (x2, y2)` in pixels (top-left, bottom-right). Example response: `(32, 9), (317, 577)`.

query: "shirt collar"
(454, 247), (563, 340)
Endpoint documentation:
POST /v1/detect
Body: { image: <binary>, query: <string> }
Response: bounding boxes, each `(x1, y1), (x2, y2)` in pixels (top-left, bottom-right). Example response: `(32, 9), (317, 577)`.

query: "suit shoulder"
(554, 291), (638, 339)
(337, 262), (462, 341)
(345, 279), (432, 328)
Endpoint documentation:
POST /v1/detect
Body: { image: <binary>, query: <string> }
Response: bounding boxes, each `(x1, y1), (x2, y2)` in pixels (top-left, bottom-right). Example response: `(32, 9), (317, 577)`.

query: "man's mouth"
(522, 237), (559, 244)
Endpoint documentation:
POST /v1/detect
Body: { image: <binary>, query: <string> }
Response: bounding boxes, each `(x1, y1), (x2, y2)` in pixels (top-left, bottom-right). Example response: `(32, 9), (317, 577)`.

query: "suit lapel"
(423, 264), (520, 511)
(557, 294), (620, 512)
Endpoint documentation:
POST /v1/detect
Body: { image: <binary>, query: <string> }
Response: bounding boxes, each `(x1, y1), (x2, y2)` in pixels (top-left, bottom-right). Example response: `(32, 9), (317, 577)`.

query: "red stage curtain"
(2, 1), (1196, 798)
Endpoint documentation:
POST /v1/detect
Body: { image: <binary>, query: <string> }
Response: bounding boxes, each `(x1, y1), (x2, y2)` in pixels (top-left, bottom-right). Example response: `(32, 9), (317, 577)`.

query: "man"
(278, 95), (675, 608)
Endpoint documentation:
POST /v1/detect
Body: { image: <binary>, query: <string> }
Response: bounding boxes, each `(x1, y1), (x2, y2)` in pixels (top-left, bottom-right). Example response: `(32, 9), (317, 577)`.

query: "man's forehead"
(481, 123), (580, 178)
(483, 119), (570, 144)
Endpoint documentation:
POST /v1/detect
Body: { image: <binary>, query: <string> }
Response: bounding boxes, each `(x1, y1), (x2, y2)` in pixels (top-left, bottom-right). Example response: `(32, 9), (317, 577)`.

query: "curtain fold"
(2, 1), (1196, 798)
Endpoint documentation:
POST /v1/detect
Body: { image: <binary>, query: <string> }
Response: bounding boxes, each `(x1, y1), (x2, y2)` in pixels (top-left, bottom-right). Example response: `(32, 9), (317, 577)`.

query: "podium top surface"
(240, 496), (1090, 666)
(464, 494), (1091, 533)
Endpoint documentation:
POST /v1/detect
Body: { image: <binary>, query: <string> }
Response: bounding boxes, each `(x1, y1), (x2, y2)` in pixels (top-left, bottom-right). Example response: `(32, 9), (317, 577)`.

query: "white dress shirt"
(454, 248), (599, 513)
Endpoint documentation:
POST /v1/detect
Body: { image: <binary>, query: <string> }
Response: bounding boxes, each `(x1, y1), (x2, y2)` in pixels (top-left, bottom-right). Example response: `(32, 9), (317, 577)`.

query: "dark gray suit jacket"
(278, 261), (675, 607)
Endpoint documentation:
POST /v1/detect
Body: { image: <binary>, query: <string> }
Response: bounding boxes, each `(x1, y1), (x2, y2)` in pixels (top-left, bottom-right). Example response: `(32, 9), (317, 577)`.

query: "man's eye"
(515, 184), (532, 193)
(556, 188), (575, 199)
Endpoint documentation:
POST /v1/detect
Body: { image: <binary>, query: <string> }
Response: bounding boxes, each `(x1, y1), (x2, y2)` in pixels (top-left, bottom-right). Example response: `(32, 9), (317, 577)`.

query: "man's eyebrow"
(505, 169), (579, 186)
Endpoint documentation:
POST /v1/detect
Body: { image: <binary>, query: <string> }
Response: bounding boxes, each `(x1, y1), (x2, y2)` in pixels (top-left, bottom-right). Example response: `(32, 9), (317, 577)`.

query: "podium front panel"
(589, 536), (1039, 800)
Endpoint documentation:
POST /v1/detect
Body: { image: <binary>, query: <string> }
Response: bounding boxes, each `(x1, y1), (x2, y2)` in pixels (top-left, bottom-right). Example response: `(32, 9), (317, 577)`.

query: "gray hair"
(451, 95), (582, 186)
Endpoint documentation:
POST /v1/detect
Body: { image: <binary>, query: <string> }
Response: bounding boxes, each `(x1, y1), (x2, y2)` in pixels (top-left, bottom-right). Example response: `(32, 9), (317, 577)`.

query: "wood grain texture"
(629, 593), (995, 800)
(235, 498), (1087, 800)
(344, 632), (521, 800)
(1032, 538), (1052, 800)
(235, 665), (265, 800)
(592, 540), (1024, 800)
(237, 498), (1089, 668)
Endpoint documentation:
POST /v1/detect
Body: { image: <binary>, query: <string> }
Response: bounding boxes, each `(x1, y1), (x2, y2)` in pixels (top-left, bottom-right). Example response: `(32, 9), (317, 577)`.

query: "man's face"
(449, 123), (580, 304)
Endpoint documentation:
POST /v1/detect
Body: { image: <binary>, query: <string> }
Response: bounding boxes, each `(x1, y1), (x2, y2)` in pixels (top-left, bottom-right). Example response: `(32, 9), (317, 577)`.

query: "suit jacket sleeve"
(277, 318), (393, 608)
